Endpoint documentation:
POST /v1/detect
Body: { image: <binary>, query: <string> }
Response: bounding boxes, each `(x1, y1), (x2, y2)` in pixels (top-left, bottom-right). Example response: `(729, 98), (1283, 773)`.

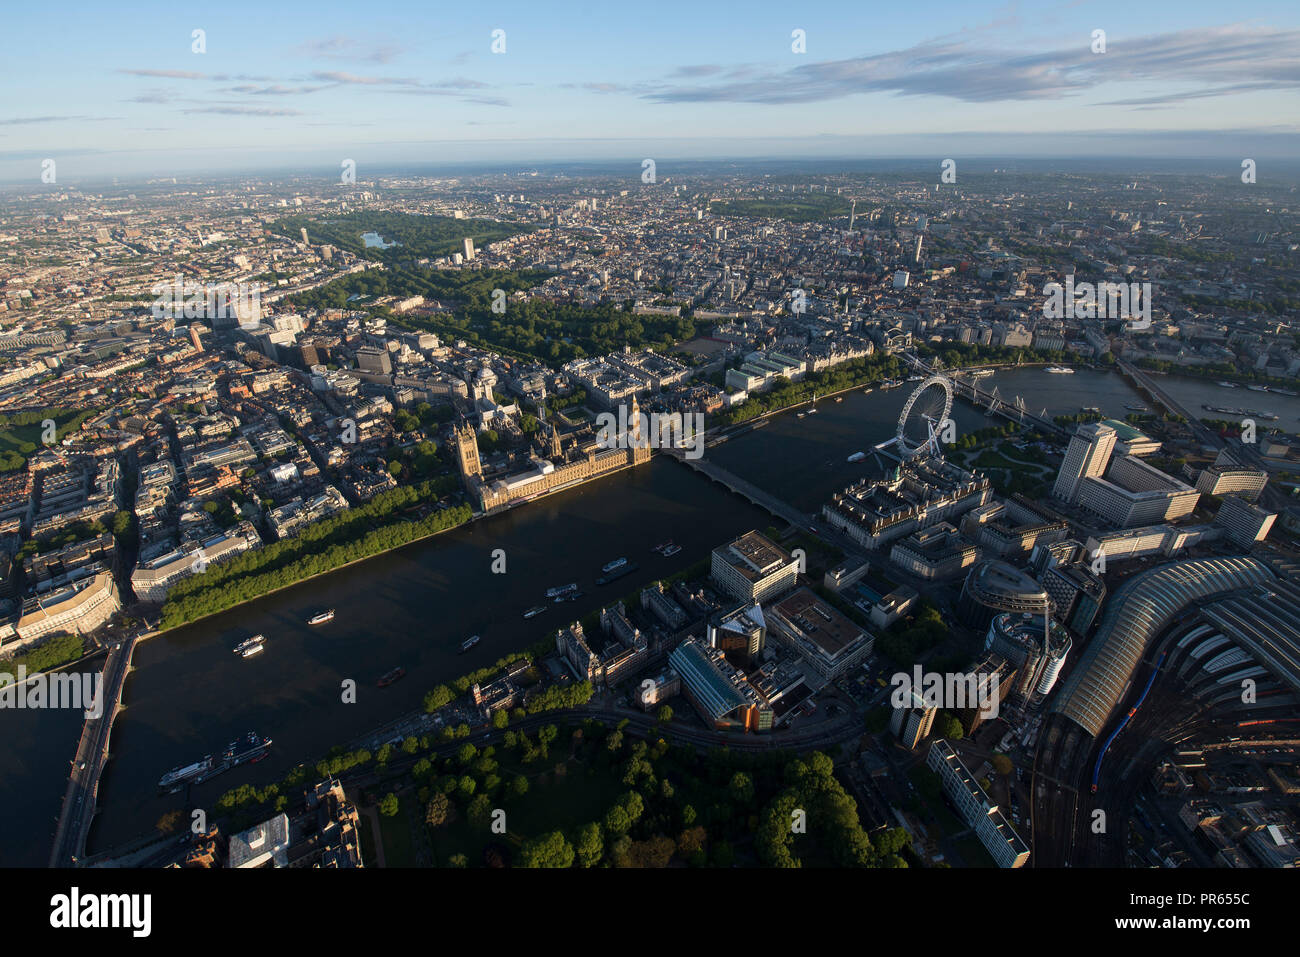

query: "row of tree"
(713, 354), (906, 427)
(159, 482), (472, 628)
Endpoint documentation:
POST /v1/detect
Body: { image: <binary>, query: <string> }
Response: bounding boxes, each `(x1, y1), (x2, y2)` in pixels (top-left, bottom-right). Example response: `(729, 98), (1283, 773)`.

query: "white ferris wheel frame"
(895, 375), (954, 459)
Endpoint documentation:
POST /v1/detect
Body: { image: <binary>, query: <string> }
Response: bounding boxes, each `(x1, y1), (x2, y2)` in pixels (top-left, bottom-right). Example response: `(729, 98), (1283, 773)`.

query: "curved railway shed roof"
(1053, 556), (1275, 737)
(1199, 577), (1300, 695)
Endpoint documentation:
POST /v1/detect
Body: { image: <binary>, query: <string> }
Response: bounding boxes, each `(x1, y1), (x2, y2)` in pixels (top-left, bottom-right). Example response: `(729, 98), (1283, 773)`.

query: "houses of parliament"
(452, 395), (653, 513)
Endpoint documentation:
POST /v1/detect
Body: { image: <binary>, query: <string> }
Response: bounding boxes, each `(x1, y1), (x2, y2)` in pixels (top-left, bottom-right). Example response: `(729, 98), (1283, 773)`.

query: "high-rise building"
(1040, 561), (1106, 634)
(355, 345), (391, 375)
(984, 613), (1072, 699)
(462, 237), (475, 261)
(1052, 422), (1117, 502)
(890, 687), (935, 749)
(296, 341), (323, 369)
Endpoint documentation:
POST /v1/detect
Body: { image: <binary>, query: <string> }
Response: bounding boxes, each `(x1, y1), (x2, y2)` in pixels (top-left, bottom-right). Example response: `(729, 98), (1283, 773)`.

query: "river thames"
(2, 365), (1294, 865)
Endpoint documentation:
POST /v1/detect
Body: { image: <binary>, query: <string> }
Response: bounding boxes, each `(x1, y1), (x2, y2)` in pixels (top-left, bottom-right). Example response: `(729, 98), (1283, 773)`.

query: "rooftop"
(714, 530), (794, 582)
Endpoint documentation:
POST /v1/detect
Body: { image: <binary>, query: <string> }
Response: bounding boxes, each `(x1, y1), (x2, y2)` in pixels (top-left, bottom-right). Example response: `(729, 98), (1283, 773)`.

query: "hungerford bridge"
(902, 354), (1068, 437)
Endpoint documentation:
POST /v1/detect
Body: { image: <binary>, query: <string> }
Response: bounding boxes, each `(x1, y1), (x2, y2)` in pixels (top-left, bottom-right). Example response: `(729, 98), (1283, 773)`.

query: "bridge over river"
(661, 448), (814, 532)
(902, 355), (1069, 437)
(48, 636), (137, 867)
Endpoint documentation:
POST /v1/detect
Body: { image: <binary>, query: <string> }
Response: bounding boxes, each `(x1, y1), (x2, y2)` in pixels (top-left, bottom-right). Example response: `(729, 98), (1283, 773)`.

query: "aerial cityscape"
(1, 1), (1296, 926)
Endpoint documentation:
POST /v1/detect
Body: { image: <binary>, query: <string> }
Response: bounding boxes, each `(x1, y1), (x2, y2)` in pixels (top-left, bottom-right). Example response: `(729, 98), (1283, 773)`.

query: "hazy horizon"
(4, 0), (1299, 185)
(5, 141), (1300, 191)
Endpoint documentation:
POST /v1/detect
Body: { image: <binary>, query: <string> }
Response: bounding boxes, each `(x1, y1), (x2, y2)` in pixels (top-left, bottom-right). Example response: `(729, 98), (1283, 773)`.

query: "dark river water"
(3, 365), (1291, 865)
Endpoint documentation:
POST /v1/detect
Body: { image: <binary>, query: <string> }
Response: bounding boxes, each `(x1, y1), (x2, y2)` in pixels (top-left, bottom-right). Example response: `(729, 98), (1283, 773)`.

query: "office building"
(962, 652), (1016, 733)
(668, 637), (772, 732)
(1215, 496), (1276, 546)
(14, 571), (119, 643)
(890, 523), (977, 580)
(129, 522), (262, 603)
(890, 687), (935, 749)
(1101, 418), (1161, 457)
(1197, 463), (1269, 502)
(984, 612), (1073, 699)
(355, 345), (392, 375)
(555, 617), (647, 687)
(927, 740), (1030, 868)
(706, 602), (767, 663)
(766, 587), (876, 681)
(957, 560), (1051, 631)
(1041, 563), (1106, 634)
(640, 582), (688, 630)
(637, 669), (680, 710)
(710, 530), (799, 605)
(1076, 455), (1200, 528)
(1053, 422), (1117, 503)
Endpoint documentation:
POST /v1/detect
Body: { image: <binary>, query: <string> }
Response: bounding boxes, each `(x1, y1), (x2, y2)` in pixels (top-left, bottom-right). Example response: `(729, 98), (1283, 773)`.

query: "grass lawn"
(909, 766), (966, 836)
(970, 450), (1027, 472)
(710, 196), (851, 223)
(358, 812), (377, 865)
(0, 409), (96, 471)
(377, 796), (417, 867)
(507, 763), (624, 834)
(953, 835), (997, 868)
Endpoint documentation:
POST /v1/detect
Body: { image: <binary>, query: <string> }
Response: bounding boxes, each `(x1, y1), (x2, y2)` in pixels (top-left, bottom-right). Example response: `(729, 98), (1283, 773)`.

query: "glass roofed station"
(1053, 556), (1276, 738)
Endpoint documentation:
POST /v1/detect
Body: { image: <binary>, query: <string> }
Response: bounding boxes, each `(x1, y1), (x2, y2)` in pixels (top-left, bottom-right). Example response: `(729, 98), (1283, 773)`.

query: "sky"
(2, 0), (1299, 183)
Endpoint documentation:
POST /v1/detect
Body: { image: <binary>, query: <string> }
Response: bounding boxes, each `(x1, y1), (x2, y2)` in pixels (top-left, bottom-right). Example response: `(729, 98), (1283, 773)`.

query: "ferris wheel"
(895, 375), (954, 459)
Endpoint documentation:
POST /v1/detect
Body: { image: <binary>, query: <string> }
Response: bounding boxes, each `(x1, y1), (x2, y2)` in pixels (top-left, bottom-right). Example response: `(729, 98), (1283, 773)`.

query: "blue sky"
(2, 0), (1299, 182)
